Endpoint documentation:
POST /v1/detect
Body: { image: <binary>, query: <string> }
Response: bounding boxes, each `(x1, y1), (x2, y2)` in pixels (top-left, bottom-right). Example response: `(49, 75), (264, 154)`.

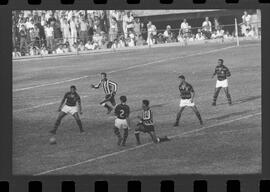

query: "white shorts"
(115, 118), (129, 129)
(179, 99), (195, 107)
(61, 105), (78, 115)
(216, 79), (228, 88)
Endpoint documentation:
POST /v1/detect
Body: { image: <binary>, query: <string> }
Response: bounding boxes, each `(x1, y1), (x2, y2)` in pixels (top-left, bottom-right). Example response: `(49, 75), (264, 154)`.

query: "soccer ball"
(49, 137), (57, 145)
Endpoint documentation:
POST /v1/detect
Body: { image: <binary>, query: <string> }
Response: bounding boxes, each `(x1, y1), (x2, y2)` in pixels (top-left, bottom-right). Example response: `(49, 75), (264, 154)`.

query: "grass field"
(13, 40), (261, 175)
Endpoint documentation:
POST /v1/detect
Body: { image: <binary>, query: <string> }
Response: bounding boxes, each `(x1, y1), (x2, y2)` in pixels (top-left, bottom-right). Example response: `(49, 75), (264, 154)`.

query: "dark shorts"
(100, 94), (116, 106)
(135, 123), (155, 133)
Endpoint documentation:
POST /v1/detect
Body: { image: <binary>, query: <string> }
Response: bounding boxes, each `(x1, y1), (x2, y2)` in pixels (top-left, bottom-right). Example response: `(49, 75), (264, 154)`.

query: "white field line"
(34, 112), (261, 176)
(13, 45), (238, 92)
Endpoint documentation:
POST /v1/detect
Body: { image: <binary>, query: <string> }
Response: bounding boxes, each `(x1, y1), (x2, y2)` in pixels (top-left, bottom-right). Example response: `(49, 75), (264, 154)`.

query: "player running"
(135, 100), (170, 145)
(91, 72), (118, 114)
(114, 96), (130, 146)
(174, 75), (203, 127)
(50, 85), (84, 134)
(211, 59), (232, 106)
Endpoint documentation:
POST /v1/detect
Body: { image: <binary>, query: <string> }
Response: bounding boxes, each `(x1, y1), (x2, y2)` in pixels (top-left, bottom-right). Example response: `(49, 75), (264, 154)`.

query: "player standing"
(211, 59), (232, 106)
(50, 85), (84, 134)
(174, 75), (203, 127)
(135, 100), (170, 145)
(91, 72), (118, 114)
(114, 96), (130, 146)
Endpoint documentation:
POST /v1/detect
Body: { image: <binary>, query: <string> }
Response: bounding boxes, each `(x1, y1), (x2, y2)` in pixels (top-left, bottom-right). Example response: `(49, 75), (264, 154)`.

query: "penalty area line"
(34, 112), (261, 176)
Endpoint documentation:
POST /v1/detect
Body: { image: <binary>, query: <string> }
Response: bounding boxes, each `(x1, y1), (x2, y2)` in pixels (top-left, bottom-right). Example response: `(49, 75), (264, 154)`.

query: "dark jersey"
(142, 108), (154, 126)
(63, 92), (81, 106)
(179, 82), (194, 99)
(115, 104), (130, 119)
(214, 65), (231, 81)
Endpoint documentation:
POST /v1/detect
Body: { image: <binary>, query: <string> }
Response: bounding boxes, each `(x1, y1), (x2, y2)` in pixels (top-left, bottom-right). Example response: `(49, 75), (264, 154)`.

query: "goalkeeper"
(91, 72), (118, 114)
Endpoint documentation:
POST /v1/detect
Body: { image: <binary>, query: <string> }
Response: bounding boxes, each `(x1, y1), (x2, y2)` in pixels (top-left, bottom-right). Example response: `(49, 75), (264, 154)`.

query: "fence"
(13, 20), (261, 58)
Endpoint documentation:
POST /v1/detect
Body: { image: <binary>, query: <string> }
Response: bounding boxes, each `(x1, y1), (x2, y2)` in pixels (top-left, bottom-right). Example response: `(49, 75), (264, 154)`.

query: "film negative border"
(1, 0), (270, 192)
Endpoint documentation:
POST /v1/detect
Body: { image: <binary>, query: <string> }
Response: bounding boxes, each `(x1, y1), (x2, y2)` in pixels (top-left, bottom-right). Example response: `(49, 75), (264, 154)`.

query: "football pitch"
(13, 40), (261, 175)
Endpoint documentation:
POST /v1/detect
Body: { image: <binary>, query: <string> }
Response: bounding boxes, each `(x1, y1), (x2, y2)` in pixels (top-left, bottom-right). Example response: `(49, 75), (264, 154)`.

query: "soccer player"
(50, 85), (84, 134)
(135, 100), (170, 145)
(114, 96), (130, 146)
(91, 72), (118, 114)
(174, 75), (203, 127)
(211, 59), (232, 106)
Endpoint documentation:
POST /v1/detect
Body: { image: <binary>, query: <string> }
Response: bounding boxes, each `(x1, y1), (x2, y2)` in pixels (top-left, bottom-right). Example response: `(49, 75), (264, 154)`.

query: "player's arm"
(110, 81), (118, 95)
(212, 67), (217, 78)
(190, 86), (195, 103)
(58, 93), (67, 111)
(225, 67), (231, 77)
(91, 81), (101, 89)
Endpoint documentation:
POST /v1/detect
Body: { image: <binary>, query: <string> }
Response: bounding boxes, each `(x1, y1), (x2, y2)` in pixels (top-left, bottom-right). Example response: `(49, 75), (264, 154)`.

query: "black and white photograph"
(12, 9), (261, 175)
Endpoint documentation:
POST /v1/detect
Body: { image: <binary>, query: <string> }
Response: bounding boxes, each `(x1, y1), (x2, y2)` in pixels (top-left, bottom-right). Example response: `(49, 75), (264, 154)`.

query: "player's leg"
(72, 112), (84, 133)
(212, 87), (222, 106)
(148, 131), (158, 143)
(100, 98), (113, 114)
(50, 111), (67, 134)
(191, 105), (203, 125)
(110, 94), (116, 107)
(113, 127), (122, 145)
(224, 87), (232, 105)
(121, 128), (128, 146)
(134, 124), (143, 145)
(174, 106), (185, 127)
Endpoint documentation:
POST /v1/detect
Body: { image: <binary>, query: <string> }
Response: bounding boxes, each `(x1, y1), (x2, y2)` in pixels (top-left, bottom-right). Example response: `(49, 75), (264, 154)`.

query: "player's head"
(218, 59), (224, 65)
(120, 95), (127, 103)
(101, 72), (107, 80)
(178, 75), (185, 84)
(70, 85), (76, 93)
(142, 99), (150, 110)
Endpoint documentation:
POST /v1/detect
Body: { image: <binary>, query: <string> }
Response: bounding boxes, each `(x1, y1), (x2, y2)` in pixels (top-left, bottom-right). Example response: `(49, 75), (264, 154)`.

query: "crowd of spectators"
(12, 10), (259, 58)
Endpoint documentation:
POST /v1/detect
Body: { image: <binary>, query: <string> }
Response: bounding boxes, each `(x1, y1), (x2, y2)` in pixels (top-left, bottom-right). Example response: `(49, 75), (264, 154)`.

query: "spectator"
(214, 18), (221, 31)
(56, 44), (64, 54)
(134, 18), (141, 36)
(78, 41), (85, 51)
(123, 11), (134, 38)
(70, 15), (78, 45)
(109, 16), (118, 42)
(40, 44), (49, 55)
(61, 18), (71, 44)
(179, 18), (190, 40)
(79, 17), (89, 44)
(202, 17), (212, 39)
(163, 25), (173, 43)
(44, 22), (54, 52)
(147, 21), (157, 46)
(33, 24), (40, 47)
(12, 48), (21, 57)
(19, 25), (28, 54)
(241, 11), (252, 36)
(195, 29), (204, 40)
(63, 43), (69, 53)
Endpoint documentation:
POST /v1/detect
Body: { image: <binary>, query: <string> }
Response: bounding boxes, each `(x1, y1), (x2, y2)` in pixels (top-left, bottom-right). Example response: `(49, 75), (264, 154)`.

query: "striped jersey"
(94, 79), (118, 95)
(214, 65), (231, 81)
(142, 108), (154, 126)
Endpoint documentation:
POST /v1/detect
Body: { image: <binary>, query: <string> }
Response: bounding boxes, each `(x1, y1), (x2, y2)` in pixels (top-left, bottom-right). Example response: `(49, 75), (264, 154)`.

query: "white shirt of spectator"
(56, 47), (64, 54)
(80, 20), (88, 31)
(242, 14), (251, 25)
(202, 20), (212, 32)
(181, 22), (189, 33)
(123, 15), (134, 29)
(163, 30), (171, 38)
(45, 26), (54, 37)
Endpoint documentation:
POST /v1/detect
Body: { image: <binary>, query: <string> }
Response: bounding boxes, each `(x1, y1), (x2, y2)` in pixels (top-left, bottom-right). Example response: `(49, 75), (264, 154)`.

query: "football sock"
(122, 129), (128, 145)
(135, 132), (141, 144)
(158, 136), (170, 143)
(226, 93), (232, 104)
(76, 119), (83, 132)
(213, 87), (221, 104)
(195, 112), (203, 125)
(114, 127), (122, 139)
